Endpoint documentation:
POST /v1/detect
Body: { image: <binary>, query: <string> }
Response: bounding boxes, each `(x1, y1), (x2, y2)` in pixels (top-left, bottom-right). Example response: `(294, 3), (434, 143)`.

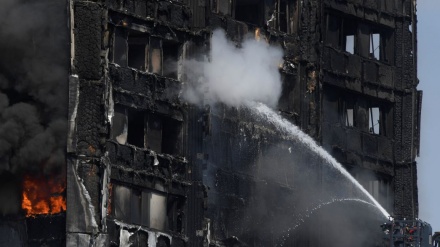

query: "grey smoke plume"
(0, 0), (68, 175)
(184, 29), (283, 107)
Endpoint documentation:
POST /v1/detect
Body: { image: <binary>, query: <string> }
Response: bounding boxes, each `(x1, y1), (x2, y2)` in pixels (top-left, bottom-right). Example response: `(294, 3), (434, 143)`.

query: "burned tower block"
(67, 0), (420, 246)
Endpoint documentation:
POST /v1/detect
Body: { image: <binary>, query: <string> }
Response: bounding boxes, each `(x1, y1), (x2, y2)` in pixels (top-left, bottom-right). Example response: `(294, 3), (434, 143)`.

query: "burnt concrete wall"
(319, 0), (420, 220)
(68, 0), (196, 246)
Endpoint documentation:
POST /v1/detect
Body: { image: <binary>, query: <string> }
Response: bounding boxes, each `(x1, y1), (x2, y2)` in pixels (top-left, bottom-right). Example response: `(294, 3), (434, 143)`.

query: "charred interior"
(0, 0), (421, 246)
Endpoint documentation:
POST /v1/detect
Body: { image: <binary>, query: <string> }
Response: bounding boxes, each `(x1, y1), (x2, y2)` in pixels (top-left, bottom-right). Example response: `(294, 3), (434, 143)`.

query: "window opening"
(112, 105), (182, 155)
(162, 41), (179, 79)
(211, 0), (232, 15)
(342, 19), (356, 54)
(113, 185), (131, 222)
(127, 109), (145, 147)
(326, 14), (341, 48)
(346, 108), (354, 127)
(162, 118), (183, 155)
(290, 0), (300, 35)
(167, 195), (184, 232)
(345, 35), (355, 54)
(368, 107), (380, 134)
(111, 105), (128, 145)
(370, 33), (380, 60)
(127, 32), (149, 71)
(149, 192), (167, 230)
(145, 114), (163, 153)
(113, 28), (128, 66)
(339, 97), (355, 127)
(149, 37), (162, 74)
(368, 180), (380, 201)
(278, 0), (288, 33)
(235, 0), (262, 26)
(112, 184), (168, 231)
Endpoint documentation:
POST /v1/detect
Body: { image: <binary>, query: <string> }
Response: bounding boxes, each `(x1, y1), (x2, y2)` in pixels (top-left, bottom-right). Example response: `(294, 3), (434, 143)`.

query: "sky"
(416, 0), (440, 232)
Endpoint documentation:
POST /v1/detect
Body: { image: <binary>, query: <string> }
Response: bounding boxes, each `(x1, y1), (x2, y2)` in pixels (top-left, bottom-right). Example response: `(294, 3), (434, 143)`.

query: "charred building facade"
(0, 0), (421, 246)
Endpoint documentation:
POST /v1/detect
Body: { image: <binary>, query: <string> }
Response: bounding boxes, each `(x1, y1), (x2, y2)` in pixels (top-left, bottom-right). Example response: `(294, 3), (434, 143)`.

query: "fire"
(21, 175), (66, 216)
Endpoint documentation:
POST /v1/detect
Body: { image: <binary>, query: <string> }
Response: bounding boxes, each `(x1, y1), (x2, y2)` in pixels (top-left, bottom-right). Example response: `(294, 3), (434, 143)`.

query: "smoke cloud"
(0, 0), (68, 176)
(184, 29), (283, 107)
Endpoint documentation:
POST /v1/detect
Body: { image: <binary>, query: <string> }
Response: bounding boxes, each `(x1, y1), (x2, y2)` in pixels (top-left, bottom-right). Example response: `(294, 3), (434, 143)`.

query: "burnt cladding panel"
(74, 2), (102, 79)
(76, 81), (104, 156)
(185, 106), (205, 246)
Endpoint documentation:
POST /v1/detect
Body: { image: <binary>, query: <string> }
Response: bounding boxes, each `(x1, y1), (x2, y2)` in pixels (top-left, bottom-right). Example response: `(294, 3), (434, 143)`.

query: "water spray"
(278, 198), (380, 246)
(248, 102), (391, 219)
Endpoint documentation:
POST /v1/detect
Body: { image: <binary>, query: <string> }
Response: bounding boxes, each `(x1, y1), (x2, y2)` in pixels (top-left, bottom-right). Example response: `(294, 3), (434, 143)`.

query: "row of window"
(111, 105), (183, 155)
(110, 183), (184, 233)
(339, 96), (392, 137)
(326, 14), (395, 64)
(112, 28), (180, 79)
(212, 0), (300, 34)
(323, 87), (393, 137)
(340, 99), (384, 135)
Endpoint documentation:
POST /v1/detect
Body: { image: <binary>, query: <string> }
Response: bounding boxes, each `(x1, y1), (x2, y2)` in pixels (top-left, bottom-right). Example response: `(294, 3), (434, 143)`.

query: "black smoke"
(0, 0), (69, 214)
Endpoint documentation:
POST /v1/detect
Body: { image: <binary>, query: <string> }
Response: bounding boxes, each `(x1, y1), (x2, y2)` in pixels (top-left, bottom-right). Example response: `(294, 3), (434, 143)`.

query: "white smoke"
(183, 29), (283, 107)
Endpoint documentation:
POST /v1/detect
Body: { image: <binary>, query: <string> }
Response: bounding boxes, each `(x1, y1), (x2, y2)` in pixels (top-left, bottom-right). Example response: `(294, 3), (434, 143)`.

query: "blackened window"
(111, 105), (128, 145)
(369, 32), (380, 60)
(368, 107), (380, 134)
(343, 20), (357, 54)
(128, 32), (149, 71)
(111, 27), (181, 77)
(367, 103), (393, 137)
(127, 109), (145, 147)
(111, 183), (185, 233)
(339, 97), (356, 127)
(211, 0), (232, 15)
(113, 28), (128, 66)
(112, 184), (167, 231)
(235, 0), (263, 26)
(162, 41), (179, 79)
(111, 105), (183, 155)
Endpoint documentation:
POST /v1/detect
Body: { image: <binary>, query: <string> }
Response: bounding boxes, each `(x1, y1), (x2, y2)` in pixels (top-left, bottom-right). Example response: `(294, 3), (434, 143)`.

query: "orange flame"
(22, 175), (66, 216)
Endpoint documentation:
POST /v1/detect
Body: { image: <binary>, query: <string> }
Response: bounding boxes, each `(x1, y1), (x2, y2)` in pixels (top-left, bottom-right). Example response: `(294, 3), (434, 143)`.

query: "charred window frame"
(372, 28), (394, 64)
(326, 14), (358, 53)
(110, 182), (185, 233)
(111, 27), (181, 78)
(337, 94), (393, 137)
(211, 0), (233, 16)
(128, 31), (149, 70)
(343, 19), (356, 54)
(113, 28), (128, 66)
(367, 102), (393, 137)
(111, 105), (128, 145)
(277, 0), (288, 33)
(111, 105), (183, 155)
(276, 0), (300, 34)
(325, 14), (342, 49)
(162, 40), (180, 79)
(368, 106), (381, 135)
(338, 96), (356, 128)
